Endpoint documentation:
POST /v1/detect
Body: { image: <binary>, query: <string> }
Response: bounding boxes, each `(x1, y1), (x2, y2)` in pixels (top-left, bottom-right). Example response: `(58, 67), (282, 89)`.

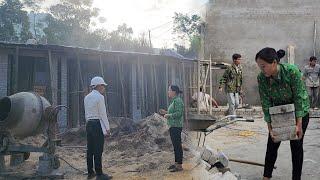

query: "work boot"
(170, 164), (183, 172)
(96, 173), (112, 180)
(167, 164), (176, 170)
(87, 172), (96, 179)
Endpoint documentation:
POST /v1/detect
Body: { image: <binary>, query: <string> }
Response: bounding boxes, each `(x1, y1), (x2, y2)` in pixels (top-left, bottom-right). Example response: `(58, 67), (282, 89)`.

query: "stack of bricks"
(269, 104), (298, 142)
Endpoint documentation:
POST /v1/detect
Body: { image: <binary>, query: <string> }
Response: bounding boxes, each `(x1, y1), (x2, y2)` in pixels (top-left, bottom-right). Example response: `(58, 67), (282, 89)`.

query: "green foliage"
(0, 0), (32, 42)
(172, 12), (204, 58)
(0, 0), (152, 53)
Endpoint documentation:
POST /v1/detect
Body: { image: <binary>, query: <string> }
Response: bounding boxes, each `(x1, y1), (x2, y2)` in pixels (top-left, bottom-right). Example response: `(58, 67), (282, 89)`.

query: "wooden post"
(99, 55), (109, 114)
(153, 64), (159, 111)
(165, 60), (169, 107)
(117, 56), (127, 117)
(197, 58), (201, 114)
(209, 54), (213, 115)
(13, 47), (19, 93)
(150, 63), (155, 112)
(182, 62), (188, 128)
(139, 58), (145, 117)
(76, 53), (85, 127)
(314, 20), (317, 56)
(48, 50), (56, 105)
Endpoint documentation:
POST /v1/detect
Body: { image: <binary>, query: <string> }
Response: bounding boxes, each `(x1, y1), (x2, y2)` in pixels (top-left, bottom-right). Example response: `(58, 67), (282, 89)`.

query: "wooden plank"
(117, 57), (127, 117)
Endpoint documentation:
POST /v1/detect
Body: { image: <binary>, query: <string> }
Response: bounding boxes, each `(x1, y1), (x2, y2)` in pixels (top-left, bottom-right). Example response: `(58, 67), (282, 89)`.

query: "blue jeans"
(227, 92), (239, 115)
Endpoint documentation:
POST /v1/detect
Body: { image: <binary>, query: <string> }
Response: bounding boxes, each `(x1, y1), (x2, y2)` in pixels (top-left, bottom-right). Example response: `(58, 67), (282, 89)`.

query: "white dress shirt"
(84, 90), (110, 135)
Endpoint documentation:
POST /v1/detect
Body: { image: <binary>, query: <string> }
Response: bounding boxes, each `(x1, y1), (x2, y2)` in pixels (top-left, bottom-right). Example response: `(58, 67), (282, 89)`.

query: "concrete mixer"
(0, 92), (63, 178)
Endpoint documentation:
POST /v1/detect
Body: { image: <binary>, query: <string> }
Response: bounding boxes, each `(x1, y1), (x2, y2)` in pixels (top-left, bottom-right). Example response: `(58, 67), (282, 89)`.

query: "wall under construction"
(205, 0), (320, 104)
(0, 43), (196, 133)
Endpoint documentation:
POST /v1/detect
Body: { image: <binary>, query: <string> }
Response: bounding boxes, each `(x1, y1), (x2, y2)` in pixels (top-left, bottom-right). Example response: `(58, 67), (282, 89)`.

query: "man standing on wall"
(84, 76), (112, 180)
(219, 54), (243, 116)
(303, 56), (320, 109)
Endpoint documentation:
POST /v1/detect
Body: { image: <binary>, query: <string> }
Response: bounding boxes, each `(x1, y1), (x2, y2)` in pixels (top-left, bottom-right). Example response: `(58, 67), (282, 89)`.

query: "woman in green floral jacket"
(256, 47), (309, 180)
(160, 85), (184, 172)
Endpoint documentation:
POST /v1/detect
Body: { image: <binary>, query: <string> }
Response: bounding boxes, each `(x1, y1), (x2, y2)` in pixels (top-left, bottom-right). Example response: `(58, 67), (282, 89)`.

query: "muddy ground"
(1, 114), (319, 180)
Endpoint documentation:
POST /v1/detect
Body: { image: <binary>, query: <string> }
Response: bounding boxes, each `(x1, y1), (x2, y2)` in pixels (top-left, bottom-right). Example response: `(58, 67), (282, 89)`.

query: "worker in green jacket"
(160, 85), (184, 172)
(256, 47), (309, 180)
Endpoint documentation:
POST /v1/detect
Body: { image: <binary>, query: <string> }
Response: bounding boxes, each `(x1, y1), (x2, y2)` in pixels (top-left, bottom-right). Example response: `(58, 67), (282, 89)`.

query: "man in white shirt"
(191, 86), (219, 111)
(84, 76), (111, 179)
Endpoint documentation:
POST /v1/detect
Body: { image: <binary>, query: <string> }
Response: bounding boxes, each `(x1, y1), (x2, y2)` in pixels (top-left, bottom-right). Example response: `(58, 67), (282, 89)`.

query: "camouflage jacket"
(219, 64), (243, 93)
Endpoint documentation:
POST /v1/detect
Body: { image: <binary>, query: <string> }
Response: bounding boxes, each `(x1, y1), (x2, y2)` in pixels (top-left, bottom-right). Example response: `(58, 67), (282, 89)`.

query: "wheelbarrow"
(187, 114), (254, 147)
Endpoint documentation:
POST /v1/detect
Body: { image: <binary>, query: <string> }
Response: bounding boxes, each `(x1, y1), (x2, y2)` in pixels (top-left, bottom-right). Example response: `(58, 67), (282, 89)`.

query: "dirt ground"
(188, 116), (320, 180)
(2, 114), (320, 180)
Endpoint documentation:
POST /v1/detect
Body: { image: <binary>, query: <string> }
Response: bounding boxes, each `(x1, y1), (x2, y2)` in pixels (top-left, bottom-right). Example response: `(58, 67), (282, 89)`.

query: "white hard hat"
(90, 76), (107, 87)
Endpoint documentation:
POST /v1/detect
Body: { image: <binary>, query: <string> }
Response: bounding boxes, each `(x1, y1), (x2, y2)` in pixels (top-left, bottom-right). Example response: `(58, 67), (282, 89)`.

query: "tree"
(0, 0), (32, 42)
(43, 0), (99, 46)
(172, 12), (204, 58)
(22, 0), (45, 40)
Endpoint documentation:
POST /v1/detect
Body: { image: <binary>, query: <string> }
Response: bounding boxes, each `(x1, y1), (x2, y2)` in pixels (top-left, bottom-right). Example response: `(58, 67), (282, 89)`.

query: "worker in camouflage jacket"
(219, 53), (243, 116)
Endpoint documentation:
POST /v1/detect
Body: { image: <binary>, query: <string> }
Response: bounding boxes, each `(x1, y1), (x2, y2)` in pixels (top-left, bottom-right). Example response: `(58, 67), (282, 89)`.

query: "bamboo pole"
(197, 58), (201, 114)
(182, 62), (188, 128)
(140, 58), (145, 117)
(209, 54), (213, 115)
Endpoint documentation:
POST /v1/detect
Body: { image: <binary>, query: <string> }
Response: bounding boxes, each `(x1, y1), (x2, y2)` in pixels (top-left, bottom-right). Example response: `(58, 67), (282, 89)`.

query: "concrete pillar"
(0, 53), (8, 97)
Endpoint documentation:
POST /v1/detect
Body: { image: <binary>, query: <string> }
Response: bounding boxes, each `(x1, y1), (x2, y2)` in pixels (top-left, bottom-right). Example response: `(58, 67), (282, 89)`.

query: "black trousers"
(169, 127), (183, 164)
(86, 120), (104, 175)
(263, 114), (309, 180)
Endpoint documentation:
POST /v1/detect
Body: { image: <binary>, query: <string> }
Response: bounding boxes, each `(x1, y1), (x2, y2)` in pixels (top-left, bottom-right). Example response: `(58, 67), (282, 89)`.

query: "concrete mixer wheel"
(53, 155), (60, 169)
(23, 152), (30, 160)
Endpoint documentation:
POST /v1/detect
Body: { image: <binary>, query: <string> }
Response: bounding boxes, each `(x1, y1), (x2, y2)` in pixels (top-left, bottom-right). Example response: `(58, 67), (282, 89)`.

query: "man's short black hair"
(310, 56), (317, 61)
(232, 54), (241, 61)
